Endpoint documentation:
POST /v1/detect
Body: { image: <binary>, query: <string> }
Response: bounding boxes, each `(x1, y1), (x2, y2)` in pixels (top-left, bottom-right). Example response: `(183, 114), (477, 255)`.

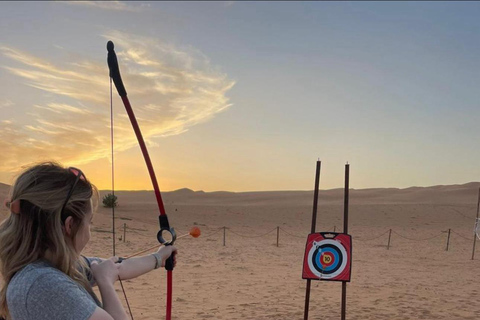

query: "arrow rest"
(157, 228), (177, 246)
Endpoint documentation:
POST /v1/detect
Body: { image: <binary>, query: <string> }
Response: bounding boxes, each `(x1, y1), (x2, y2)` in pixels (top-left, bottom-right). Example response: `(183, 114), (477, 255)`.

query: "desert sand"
(1, 182), (480, 319)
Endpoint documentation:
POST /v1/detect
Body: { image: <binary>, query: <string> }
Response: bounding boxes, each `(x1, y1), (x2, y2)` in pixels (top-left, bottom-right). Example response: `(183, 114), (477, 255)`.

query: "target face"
(302, 233), (352, 282)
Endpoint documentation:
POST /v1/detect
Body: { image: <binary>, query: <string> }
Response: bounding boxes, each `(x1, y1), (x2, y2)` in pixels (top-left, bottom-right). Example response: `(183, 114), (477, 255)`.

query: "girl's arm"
(90, 257), (129, 320)
(95, 281), (128, 320)
(118, 245), (177, 280)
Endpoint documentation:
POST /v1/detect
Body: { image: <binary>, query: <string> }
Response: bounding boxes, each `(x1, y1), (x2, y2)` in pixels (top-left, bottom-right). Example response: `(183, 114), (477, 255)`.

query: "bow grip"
(164, 245), (175, 271)
(157, 215), (176, 271)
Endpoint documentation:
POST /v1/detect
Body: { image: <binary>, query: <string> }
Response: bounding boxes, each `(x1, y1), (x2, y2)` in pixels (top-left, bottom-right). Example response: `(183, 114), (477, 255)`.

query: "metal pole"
(343, 164), (349, 235)
(472, 188), (480, 260)
(310, 161), (321, 234)
(304, 160), (321, 320)
(334, 226), (336, 232)
(304, 280), (312, 320)
(387, 229), (392, 250)
(277, 226), (279, 247)
(341, 163), (349, 320)
(124, 223), (126, 243)
(223, 226), (226, 247)
(446, 228), (451, 251)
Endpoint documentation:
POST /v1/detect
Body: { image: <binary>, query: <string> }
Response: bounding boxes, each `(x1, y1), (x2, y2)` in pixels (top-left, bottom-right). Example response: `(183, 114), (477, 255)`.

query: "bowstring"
(111, 77), (134, 319)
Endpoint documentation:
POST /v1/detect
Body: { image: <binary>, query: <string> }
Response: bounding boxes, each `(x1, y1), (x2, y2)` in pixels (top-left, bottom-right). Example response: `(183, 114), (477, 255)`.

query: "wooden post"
(276, 226), (280, 247)
(123, 223), (126, 243)
(223, 226), (226, 246)
(472, 188), (480, 260)
(387, 229), (392, 250)
(446, 228), (451, 251)
(341, 163), (349, 320)
(304, 160), (321, 320)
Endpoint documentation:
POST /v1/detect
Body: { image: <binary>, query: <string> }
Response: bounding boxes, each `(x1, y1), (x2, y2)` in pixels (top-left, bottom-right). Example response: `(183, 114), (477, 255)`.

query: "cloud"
(0, 99), (14, 108)
(0, 32), (235, 172)
(62, 1), (147, 13)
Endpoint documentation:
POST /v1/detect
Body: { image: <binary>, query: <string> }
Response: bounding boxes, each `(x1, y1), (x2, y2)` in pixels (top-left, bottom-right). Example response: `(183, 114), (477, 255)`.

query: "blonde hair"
(0, 162), (99, 318)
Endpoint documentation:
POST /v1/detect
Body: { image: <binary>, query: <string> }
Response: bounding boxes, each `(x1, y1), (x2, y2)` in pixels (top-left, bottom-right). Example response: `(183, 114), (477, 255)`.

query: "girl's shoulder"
(9, 261), (68, 289)
(7, 261), (71, 302)
(7, 261), (98, 320)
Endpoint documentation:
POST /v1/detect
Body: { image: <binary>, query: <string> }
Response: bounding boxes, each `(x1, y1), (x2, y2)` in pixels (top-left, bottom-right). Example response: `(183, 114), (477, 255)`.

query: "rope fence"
(201, 227), (224, 239)
(450, 229), (472, 241)
(279, 227), (305, 239)
(227, 227), (278, 238)
(106, 224), (480, 257)
(354, 229), (391, 242)
(391, 230), (444, 241)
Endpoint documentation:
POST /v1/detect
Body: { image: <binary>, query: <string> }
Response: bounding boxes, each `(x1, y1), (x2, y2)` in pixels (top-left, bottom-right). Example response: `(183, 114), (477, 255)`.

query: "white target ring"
(307, 239), (348, 279)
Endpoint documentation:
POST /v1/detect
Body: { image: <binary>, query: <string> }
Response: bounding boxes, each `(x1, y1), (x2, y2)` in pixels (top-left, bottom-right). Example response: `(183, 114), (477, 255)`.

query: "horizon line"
(1, 181), (479, 194)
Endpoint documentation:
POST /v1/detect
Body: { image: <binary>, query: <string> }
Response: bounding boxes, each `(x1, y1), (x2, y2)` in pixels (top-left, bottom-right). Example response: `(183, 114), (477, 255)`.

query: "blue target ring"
(312, 243), (343, 275)
(314, 246), (339, 272)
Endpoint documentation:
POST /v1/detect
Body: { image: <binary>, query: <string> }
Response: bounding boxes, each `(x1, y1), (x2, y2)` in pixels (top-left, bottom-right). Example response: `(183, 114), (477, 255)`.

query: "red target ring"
(321, 252), (335, 267)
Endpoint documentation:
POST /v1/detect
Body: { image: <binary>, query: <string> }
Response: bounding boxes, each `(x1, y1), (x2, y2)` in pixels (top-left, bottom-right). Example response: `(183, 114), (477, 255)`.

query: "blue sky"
(1, 1), (479, 191)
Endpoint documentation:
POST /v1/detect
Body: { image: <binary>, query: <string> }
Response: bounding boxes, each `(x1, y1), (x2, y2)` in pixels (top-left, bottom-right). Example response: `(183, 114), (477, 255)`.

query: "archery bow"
(107, 41), (176, 320)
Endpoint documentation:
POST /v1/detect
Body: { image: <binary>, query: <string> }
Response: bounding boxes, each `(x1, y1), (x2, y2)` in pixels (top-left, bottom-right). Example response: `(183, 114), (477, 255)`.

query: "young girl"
(0, 162), (177, 320)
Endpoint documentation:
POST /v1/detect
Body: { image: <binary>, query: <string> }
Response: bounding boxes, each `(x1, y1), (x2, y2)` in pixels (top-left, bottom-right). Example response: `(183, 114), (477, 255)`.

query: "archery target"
(308, 239), (346, 279)
(302, 233), (352, 282)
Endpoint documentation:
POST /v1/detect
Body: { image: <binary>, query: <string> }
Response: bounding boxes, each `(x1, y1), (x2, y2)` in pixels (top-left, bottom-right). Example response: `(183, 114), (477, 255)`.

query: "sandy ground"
(1, 182), (480, 319)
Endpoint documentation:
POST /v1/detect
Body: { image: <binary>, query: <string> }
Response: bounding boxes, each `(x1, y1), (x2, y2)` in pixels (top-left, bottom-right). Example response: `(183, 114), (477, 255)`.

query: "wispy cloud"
(0, 32), (235, 171)
(62, 1), (147, 13)
(0, 99), (14, 108)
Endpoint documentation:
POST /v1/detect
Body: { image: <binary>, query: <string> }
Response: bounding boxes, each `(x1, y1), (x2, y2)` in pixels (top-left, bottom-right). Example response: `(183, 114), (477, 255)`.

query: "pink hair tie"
(4, 199), (20, 214)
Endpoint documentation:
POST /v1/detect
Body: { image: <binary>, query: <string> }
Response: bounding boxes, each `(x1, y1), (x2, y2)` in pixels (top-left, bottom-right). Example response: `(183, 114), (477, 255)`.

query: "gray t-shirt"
(7, 257), (102, 320)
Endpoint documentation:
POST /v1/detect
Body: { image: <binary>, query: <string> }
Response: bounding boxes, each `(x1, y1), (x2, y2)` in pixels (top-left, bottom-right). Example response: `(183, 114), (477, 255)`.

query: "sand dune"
(1, 182), (480, 319)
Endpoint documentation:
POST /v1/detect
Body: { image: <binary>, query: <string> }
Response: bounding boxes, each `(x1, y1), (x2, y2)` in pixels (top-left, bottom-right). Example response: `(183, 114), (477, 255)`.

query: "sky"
(0, 1), (480, 192)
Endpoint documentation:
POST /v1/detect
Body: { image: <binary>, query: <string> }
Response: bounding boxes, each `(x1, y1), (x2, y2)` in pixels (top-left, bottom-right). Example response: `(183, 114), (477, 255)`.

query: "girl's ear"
(64, 216), (74, 236)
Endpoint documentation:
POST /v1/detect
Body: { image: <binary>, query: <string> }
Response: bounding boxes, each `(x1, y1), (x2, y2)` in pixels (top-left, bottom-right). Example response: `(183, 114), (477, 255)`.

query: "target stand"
(302, 232), (352, 282)
(303, 161), (352, 320)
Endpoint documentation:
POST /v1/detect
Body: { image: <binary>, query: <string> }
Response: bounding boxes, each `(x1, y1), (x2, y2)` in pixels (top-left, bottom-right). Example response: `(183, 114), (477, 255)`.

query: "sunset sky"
(1, 1), (479, 192)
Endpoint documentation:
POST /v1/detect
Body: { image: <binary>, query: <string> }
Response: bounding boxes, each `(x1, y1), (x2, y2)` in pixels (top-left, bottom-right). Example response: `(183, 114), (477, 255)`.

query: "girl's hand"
(90, 256), (121, 286)
(156, 245), (178, 268)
